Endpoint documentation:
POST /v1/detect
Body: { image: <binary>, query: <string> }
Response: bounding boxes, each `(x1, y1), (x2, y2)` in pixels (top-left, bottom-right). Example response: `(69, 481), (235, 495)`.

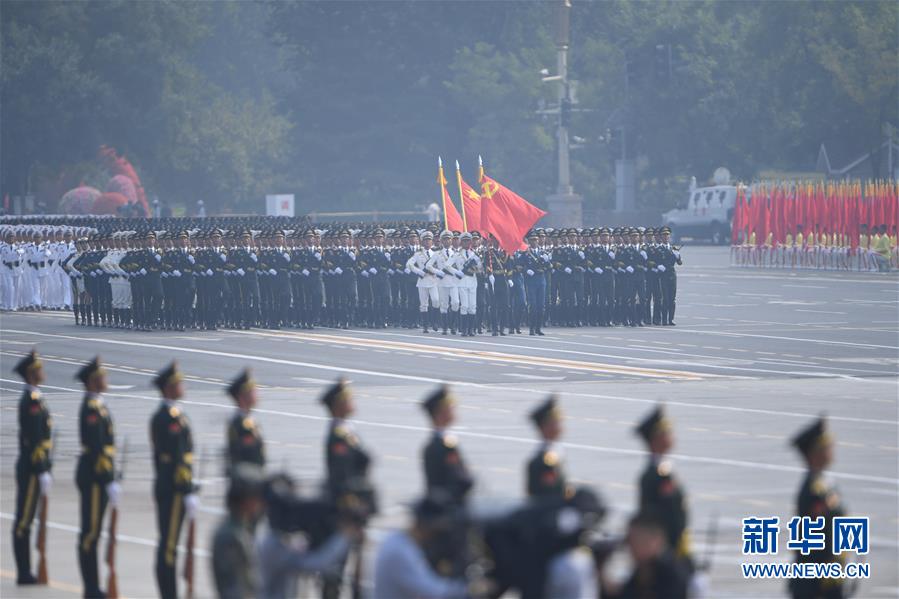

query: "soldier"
(519, 230), (548, 336)
(320, 378), (374, 599)
(421, 385), (473, 504)
(226, 368), (265, 471)
(656, 227), (681, 326)
(299, 229), (324, 329)
(150, 361), (199, 599)
(142, 231), (165, 330)
(367, 229), (392, 328)
(268, 230), (293, 329)
(427, 230), (461, 335)
(11, 350), (53, 585)
(634, 406), (693, 571)
(211, 464), (266, 599)
(526, 396), (568, 499)
(452, 232), (481, 337)
(407, 231), (439, 333)
(594, 228), (616, 327)
(789, 416), (847, 599)
(484, 236), (511, 336)
(231, 230), (261, 329)
(75, 357), (120, 598)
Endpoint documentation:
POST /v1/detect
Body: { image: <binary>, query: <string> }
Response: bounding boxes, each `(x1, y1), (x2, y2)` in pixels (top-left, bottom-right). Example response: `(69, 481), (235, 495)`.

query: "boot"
(450, 311), (457, 335)
(441, 313), (448, 335)
(529, 310), (535, 335)
(73, 302), (80, 325)
(13, 533), (35, 584)
(536, 308), (545, 335)
(422, 310), (429, 333)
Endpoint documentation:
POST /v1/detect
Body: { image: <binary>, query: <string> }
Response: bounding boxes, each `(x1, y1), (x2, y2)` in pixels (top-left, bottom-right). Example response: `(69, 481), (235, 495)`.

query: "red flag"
(479, 174), (546, 254)
(731, 186), (744, 244)
(457, 171), (481, 233)
(438, 160), (464, 231)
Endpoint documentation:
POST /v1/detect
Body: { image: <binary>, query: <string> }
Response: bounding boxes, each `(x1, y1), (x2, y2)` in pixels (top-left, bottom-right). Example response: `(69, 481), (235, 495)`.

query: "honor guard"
(421, 385), (473, 504)
(789, 416), (847, 599)
(75, 357), (119, 598)
(526, 396), (568, 499)
(635, 406), (693, 570)
(11, 350), (53, 585)
(519, 230), (548, 336)
(150, 362), (199, 599)
(226, 368), (265, 470)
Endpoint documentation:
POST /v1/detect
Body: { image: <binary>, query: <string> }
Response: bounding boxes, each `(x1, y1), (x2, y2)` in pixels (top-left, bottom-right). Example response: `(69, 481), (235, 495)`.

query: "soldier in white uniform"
(1, 230), (18, 310)
(406, 230), (439, 333)
(451, 232), (481, 337)
(426, 230), (461, 335)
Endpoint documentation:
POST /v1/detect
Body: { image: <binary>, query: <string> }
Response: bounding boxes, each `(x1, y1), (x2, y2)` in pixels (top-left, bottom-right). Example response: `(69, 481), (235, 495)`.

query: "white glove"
(187, 255), (195, 264)
(508, 280), (514, 288)
(206, 268), (213, 276)
(347, 251), (356, 261)
(435, 271), (445, 279)
(368, 267), (377, 275)
(282, 252), (290, 260)
(360, 270), (369, 277)
(90, 271), (97, 277)
(140, 268), (147, 275)
(578, 251), (585, 259)
(184, 493), (200, 520)
(384, 252), (391, 260)
(39, 472), (52, 495)
(161, 272), (169, 278)
(674, 251), (681, 259)
(609, 251), (616, 259)
(155, 254), (162, 262)
(314, 252), (322, 260)
(106, 482), (122, 507)
(387, 268), (395, 275)
(302, 268), (310, 276)
(404, 267), (411, 274)
(526, 269), (535, 276)
(564, 267), (572, 274)
(594, 267), (603, 274)
(626, 266), (634, 273)
(543, 255), (551, 263)
(219, 253), (227, 261)
(250, 253), (257, 261)
(455, 272), (463, 279)
(269, 268), (277, 275)
(488, 274), (495, 285)
(173, 270), (181, 277)
(640, 250), (648, 259)
(334, 266), (343, 275)
(658, 264), (666, 272)
(237, 268), (245, 276)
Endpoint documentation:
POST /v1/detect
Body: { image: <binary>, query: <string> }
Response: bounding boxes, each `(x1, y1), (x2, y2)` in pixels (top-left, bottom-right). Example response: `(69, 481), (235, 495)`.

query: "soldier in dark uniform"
(231, 230), (261, 329)
(163, 231), (196, 331)
(634, 405), (693, 571)
(630, 228), (649, 326)
(595, 228), (617, 327)
(11, 350), (53, 585)
(525, 396), (569, 499)
(320, 378), (374, 599)
(657, 227), (682, 326)
(421, 385), (473, 504)
(268, 230), (293, 329)
(119, 235), (146, 330)
(789, 416), (847, 599)
(299, 229), (324, 329)
(142, 231), (165, 330)
(257, 232), (275, 327)
(484, 237), (510, 336)
(367, 229), (392, 328)
(225, 368), (265, 471)
(150, 362), (199, 599)
(643, 228), (663, 325)
(519, 230), (548, 336)
(75, 357), (119, 598)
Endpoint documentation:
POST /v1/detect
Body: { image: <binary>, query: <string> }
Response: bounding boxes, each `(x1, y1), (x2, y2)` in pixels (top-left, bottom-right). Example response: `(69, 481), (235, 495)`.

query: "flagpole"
(456, 160), (468, 232)
(438, 156), (448, 230)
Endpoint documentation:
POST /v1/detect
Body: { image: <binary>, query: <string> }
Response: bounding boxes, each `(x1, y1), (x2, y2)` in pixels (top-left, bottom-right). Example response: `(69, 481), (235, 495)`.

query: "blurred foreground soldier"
(11, 350), (53, 585)
(320, 378), (375, 599)
(526, 396), (568, 498)
(789, 416), (847, 599)
(212, 464), (266, 599)
(226, 369), (265, 471)
(258, 474), (359, 599)
(421, 385), (473, 504)
(76, 357), (119, 598)
(635, 406), (693, 569)
(151, 362), (199, 599)
(372, 495), (468, 599)
(600, 512), (689, 599)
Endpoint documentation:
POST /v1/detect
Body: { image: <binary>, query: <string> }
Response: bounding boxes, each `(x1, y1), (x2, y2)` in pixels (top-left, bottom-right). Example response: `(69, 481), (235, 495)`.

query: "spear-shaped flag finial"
(438, 156), (443, 168)
(455, 159), (460, 170)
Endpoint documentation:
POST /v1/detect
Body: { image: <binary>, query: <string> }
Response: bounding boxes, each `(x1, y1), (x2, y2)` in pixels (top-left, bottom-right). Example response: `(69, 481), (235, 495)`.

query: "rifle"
(106, 437), (129, 599)
(182, 447), (204, 599)
(36, 430), (57, 585)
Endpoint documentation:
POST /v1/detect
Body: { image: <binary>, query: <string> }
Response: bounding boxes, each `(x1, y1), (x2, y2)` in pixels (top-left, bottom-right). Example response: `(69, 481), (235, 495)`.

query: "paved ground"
(1, 247), (897, 598)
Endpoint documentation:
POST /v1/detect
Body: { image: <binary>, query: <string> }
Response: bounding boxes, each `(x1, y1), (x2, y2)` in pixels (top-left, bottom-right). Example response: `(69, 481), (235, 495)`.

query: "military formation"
(11, 348), (852, 599)
(1, 216), (683, 335)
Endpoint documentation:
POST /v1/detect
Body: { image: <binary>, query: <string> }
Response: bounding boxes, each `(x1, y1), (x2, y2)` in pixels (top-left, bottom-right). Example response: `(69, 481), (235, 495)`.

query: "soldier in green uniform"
(421, 385), (473, 504)
(634, 405), (693, 570)
(150, 361), (198, 599)
(226, 368), (265, 471)
(525, 396), (568, 499)
(75, 357), (119, 598)
(11, 350), (53, 585)
(789, 416), (847, 599)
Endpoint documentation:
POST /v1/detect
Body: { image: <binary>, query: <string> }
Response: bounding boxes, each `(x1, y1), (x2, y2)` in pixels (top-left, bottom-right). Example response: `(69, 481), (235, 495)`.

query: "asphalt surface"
(1, 247), (897, 598)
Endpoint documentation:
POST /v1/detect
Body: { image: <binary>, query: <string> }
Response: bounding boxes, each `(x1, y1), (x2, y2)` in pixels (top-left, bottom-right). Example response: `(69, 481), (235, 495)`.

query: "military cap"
(645, 227), (655, 235)
(178, 230), (190, 239)
(226, 368), (255, 400)
(420, 231), (434, 240)
(439, 230), (453, 240)
(273, 229), (285, 238)
(422, 384), (455, 416)
(460, 232), (472, 241)
(153, 361), (183, 391)
(471, 231), (481, 238)
(373, 228), (386, 237)
(13, 349), (42, 380)
(530, 395), (561, 427)
(791, 415), (831, 455)
(303, 229), (315, 238)
(527, 229), (539, 239)
(660, 226), (671, 234)
(76, 356), (105, 385)
(320, 377), (350, 409)
(634, 405), (671, 442)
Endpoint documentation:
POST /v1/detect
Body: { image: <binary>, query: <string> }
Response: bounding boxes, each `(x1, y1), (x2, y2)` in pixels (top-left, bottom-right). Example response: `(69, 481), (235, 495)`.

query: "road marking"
(0, 568), (82, 595)
(795, 309), (848, 315)
(502, 374), (566, 381)
(664, 328), (898, 350)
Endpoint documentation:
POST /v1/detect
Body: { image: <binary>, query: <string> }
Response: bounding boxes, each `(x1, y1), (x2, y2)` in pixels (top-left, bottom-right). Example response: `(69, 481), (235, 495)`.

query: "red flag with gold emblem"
(479, 173), (546, 254)
(457, 168), (481, 233)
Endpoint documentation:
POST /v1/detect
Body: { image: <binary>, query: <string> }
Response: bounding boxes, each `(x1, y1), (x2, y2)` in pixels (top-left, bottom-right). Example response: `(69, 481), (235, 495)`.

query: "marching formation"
(1, 218), (683, 334)
(11, 349), (852, 599)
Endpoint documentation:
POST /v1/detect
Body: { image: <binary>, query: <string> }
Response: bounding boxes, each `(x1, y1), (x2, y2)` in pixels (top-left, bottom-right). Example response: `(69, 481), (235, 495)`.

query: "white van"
(661, 184), (737, 245)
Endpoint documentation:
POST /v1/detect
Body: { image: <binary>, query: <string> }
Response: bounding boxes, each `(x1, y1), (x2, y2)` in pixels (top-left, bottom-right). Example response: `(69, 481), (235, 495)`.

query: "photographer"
(212, 464), (267, 599)
(373, 495), (468, 599)
(258, 474), (362, 599)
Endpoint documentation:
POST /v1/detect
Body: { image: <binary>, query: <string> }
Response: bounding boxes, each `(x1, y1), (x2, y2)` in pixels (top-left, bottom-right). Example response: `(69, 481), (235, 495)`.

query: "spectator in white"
(197, 200), (207, 218)
(373, 495), (468, 599)
(426, 202), (441, 223)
